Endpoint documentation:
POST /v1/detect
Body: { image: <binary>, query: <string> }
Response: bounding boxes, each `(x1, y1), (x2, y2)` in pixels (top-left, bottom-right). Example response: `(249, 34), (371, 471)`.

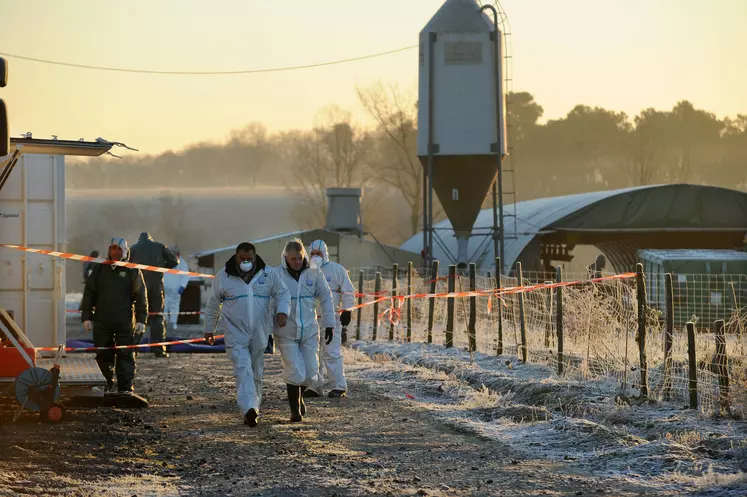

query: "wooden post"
(556, 266), (564, 375)
(714, 319), (731, 415)
(446, 264), (456, 348)
(544, 281), (552, 348)
(406, 262), (413, 343)
(636, 263), (649, 398)
(427, 260), (439, 344)
(468, 263), (477, 353)
(687, 321), (698, 409)
(517, 262), (528, 363)
(389, 264), (398, 341)
(495, 257), (503, 356)
(372, 272), (382, 341)
(356, 270), (364, 341)
(663, 273), (674, 401)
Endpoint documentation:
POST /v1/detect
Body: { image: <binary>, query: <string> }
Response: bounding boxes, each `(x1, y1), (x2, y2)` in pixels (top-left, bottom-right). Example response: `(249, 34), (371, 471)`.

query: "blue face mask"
(239, 261), (253, 273)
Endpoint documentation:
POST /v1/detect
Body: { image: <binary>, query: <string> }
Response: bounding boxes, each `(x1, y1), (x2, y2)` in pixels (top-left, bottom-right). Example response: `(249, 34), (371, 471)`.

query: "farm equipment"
(1, 308), (147, 422)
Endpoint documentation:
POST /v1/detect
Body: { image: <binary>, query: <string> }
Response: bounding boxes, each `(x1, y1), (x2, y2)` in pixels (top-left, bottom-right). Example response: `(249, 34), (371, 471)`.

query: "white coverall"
(272, 251), (336, 389)
(307, 240), (354, 393)
(204, 255), (291, 415)
(164, 258), (189, 329)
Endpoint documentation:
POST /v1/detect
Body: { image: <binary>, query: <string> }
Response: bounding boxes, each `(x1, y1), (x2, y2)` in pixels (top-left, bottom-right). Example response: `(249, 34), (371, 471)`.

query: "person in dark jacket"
(82, 250), (100, 284)
(129, 232), (179, 357)
(81, 237), (148, 394)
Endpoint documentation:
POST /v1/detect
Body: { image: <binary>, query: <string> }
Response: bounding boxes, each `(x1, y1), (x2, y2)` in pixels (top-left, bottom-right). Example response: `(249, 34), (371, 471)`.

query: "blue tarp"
(65, 336), (226, 353)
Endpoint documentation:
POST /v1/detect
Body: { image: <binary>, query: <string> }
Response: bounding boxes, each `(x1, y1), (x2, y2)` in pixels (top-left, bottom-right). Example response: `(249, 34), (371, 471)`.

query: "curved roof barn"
(400, 184), (747, 273)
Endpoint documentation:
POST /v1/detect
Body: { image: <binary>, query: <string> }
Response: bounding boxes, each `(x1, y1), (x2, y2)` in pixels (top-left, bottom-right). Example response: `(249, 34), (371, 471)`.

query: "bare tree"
(284, 106), (370, 228)
(357, 83), (424, 236)
(228, 123), (271, 186)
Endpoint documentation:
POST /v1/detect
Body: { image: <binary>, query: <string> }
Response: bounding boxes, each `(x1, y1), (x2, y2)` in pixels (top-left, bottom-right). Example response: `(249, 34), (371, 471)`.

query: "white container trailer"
(0, 138), (112, 352)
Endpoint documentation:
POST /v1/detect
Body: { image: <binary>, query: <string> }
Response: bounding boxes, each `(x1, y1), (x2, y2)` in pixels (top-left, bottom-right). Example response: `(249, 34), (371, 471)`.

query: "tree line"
(67, 83), (747, 245)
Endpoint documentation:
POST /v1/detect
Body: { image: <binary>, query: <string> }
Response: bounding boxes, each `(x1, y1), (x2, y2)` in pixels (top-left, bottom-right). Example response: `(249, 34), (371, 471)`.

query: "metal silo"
(418, 0), (508, 269)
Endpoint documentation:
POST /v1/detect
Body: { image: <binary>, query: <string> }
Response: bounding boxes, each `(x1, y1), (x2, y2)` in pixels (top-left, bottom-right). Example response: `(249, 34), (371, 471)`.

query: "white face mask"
(239, 261), (253, 273)
(310, 256), (323, 269)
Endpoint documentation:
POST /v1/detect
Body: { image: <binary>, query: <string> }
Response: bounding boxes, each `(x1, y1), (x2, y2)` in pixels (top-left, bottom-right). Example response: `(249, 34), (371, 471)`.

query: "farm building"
(401, 184), (747, 275)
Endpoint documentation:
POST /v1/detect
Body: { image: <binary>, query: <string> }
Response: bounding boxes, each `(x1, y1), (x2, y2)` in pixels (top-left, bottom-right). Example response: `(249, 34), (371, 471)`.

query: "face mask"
(239, 261), (253, 273)
(310, 256), (323, 269)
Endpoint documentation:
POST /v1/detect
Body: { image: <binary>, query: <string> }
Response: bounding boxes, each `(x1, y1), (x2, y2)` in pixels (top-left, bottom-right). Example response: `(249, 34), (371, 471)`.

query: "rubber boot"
(299, 386), (307, 416)
(329, 389), (347, 398)
(244, 408), (259, 427)
(287, 384), (302, 423)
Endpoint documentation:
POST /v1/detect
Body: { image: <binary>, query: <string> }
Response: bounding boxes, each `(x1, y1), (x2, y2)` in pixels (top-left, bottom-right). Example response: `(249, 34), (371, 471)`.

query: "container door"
(0, 152), (65, 351)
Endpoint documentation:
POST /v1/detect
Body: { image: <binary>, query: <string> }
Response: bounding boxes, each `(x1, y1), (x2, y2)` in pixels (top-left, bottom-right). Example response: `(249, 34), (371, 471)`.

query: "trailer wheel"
(42, 402), (66, 424)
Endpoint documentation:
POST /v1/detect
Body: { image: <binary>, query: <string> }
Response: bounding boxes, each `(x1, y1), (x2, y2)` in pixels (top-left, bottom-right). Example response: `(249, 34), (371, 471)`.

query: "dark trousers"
(138, 280), (166, 354)
(93, 326), (136, 392)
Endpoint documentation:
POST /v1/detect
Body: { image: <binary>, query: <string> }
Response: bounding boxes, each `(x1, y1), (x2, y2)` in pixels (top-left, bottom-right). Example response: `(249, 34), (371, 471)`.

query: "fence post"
(372, 272), (382, 341)
(446, 264), (456, 348)
(556, 266), (564, 375)
(389, 263), (398, 341)
(663, 273), (674, 401)
(495, 257), (503, 356)
(468, 263), (477, 353)
(356, 270), (364, 340)
(544, 281), (553, 348)
(687, 321), (698, 409)
(427, 260), (439, 344)
(636, 263), (649, 398)
(406, 262), (413, 343)
(714, 319), (731, 415)
(517, 262), (528, 363)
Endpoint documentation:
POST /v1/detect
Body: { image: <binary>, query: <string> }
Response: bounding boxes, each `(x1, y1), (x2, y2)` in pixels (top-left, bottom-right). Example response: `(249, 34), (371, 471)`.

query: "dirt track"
(1, 351), (670, 496)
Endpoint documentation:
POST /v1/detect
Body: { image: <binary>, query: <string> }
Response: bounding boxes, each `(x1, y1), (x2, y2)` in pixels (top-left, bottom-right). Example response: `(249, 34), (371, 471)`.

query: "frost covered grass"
(345, 340), (747, 495)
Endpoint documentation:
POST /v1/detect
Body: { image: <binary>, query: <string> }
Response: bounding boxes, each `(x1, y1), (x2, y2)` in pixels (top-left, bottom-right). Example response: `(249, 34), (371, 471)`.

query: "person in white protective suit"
(304, 239), (354, 399)
(272, 239), (336, 422)
(163, 245), (189, 331)
(203, 242), (290, 427)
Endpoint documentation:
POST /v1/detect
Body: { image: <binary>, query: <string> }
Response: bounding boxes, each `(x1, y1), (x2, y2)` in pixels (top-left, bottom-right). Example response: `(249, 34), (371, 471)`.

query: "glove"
(325, 327), (333, 345)
(135, 322), (146, 333)
(83, 320), (93, 333)
(178, 286), (185, 295)
(204, 332), (215, 346)
(340, 310), (352, 327)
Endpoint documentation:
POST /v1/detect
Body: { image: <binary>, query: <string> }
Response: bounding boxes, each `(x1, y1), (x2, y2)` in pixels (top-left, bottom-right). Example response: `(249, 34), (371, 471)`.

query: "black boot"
(299, 387), (307, 416)
(244, 408), (259, 427)
(286, 384), (302, 422)
(265, 335), (274, 354)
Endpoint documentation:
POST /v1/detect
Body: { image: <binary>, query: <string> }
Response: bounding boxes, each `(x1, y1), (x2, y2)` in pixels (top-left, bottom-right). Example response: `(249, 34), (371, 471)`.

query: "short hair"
(236, 242), (256, 254)
(284, 239), (305, 255)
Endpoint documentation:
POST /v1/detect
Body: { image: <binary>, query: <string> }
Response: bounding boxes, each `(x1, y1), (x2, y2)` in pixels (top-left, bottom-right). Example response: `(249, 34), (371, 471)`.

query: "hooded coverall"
(272, 251), (336, 390)
(203, 254), (290, 415)
(307, 239), (355, 394)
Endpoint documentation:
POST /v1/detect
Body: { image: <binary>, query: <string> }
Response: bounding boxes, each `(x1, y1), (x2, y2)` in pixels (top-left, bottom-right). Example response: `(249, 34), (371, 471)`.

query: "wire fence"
(348, 264), (746, 418)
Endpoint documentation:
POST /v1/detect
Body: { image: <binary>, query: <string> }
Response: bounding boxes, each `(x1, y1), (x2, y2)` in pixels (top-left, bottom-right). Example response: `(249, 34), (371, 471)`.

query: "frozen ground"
(348, 341), (747, 496)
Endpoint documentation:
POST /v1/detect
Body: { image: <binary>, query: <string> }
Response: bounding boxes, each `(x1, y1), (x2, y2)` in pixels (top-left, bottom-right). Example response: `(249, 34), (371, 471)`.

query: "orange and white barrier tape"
(35, 334), (226, 352)
(65, 309), (204, 316)
(344, 272), (636, 314)
(0, 244), (214, 279)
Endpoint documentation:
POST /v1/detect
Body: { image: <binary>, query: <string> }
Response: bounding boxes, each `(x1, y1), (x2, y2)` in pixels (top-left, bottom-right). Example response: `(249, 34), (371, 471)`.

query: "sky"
(1, 0), (745, 155)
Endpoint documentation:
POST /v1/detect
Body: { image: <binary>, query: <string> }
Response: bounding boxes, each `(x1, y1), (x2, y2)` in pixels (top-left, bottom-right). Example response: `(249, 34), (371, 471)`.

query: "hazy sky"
(1, 0), (745, 155)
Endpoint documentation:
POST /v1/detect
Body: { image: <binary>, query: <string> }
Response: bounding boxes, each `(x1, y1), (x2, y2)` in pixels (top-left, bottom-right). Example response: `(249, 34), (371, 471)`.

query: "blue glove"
(178, 286), (185, 295)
